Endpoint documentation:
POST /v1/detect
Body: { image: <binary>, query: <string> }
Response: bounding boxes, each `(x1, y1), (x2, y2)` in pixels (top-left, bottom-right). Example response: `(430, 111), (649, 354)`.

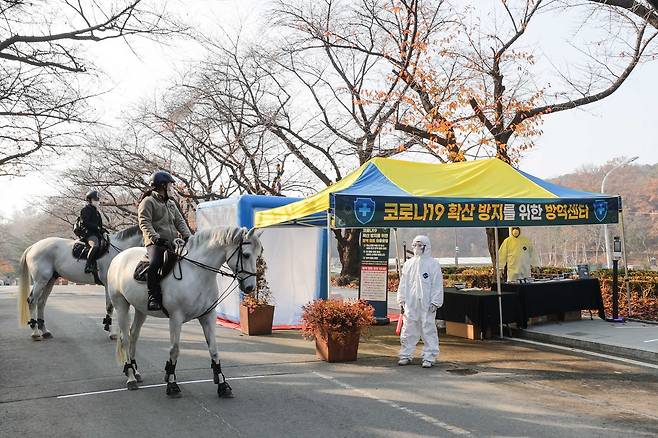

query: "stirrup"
(147, 296), (162, 311)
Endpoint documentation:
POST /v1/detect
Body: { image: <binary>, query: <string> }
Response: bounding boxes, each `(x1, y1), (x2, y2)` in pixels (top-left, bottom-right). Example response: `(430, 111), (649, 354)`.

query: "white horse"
(17, 226), (144, 340)
(108, 226), (263, 398)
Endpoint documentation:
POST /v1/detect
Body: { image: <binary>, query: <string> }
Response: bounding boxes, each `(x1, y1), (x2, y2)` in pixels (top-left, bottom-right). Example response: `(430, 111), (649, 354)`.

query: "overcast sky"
(0, 0), (655, 218)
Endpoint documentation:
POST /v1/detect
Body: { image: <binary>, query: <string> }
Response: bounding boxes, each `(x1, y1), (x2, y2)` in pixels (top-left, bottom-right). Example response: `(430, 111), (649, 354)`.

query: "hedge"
(334, 267), (658, 321)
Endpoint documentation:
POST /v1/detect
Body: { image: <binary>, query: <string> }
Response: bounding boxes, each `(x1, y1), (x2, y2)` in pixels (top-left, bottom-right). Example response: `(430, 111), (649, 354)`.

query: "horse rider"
(80, 190), (105, 274)
(138, 171), (192, 311)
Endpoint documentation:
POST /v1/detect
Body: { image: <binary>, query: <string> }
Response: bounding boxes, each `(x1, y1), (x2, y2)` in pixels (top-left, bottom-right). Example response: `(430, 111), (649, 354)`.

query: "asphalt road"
(1, 285), (657, 438)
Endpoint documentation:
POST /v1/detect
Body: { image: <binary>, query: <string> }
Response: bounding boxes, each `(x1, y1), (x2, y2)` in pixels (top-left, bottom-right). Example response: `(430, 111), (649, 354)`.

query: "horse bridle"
(223, 241), (257, 283)
(179, 239), (257, 320)
(177, 240), (256, 283)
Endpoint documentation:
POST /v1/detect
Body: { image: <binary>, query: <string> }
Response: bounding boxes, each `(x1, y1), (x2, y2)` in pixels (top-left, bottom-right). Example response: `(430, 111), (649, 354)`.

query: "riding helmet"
(149, 170), (176, 188)
(85, 190), (100, 201)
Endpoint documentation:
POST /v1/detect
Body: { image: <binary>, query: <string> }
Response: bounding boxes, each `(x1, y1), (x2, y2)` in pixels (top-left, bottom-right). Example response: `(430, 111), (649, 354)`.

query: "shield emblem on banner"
(354, 197), (376, 225)
(593, 200), (608, 222)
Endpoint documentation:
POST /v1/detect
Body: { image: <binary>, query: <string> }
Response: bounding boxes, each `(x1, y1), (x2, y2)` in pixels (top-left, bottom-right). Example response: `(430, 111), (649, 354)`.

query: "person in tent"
(138, 171), (192, 311)
(78, 190), (107, 274)
(397, 235), (444, 368)
(498, 227), (535, 281)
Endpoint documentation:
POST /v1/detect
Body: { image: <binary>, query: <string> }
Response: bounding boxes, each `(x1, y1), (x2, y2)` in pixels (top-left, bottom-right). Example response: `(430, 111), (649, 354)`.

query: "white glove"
(429, 304), (438, 314)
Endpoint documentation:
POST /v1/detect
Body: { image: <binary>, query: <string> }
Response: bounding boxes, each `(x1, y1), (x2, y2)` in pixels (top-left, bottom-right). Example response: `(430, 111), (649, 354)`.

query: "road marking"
(644, 338), (658, 343)
(57, 373), (286, 399)
(313, 371), (472, 436)
(507, 337), (658, 370)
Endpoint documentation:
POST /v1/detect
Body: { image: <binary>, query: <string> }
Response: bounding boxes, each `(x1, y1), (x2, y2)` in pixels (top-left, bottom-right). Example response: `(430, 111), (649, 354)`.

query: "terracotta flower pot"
(239, 304), (274, 336)
(314, 328), (361, 362)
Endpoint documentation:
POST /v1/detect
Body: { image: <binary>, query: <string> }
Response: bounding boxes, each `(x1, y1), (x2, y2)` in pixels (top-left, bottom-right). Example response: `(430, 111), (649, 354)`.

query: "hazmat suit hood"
(411, 235), (432, 257)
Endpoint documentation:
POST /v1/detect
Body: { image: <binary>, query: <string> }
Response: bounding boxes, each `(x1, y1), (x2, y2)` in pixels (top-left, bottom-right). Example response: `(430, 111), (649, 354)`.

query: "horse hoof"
(109, 334), (118, 341)
(135, 373), (143, 383)
(127, 381), (139, 391)
(42, 332), (53, 339)
(217, 382), (234, 398)
(31, 334), (42, 341)
(166, 382), (181, 398)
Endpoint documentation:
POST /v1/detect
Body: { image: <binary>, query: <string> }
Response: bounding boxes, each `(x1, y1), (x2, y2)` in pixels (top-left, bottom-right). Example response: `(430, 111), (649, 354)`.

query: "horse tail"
(116, 329), (126, 365)
(17, 245), (32, 326)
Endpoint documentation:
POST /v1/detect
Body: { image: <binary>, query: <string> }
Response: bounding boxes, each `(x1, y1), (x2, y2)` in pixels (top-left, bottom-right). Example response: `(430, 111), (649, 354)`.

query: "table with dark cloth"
(436, 288), (521, 337)
(501, 278), (605, 328)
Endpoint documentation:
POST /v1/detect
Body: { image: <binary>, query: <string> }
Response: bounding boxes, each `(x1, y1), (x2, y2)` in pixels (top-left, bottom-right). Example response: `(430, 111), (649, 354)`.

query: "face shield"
(411, 235), (431, 256)
(411, 241), (426, 256)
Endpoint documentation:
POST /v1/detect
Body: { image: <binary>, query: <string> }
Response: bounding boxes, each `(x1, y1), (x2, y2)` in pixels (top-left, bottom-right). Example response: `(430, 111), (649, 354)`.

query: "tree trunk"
(334, 229), (362, 281)
(486, 227), (509, 268)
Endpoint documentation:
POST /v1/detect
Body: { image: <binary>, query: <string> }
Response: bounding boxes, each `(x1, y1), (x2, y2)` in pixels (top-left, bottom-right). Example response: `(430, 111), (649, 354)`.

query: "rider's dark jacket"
(80, 204), (103, 239)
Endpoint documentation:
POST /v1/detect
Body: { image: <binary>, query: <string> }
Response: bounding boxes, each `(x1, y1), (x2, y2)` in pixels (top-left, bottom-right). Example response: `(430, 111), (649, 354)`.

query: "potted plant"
(301, 299), (374, 362)
(239, 256), (275, 335)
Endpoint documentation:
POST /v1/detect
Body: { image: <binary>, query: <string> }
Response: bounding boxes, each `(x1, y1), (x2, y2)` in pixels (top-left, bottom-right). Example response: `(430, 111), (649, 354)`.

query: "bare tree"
(51, 80), (294, 228)
(588, 1), (658, 27)
(0, 0), (184, 176)
(219, 0), (435, 278)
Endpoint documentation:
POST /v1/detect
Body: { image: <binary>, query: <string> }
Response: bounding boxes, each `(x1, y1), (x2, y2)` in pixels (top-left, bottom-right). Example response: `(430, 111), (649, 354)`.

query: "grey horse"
(17, 226), (144, 340)
(109, 226), (262, 398)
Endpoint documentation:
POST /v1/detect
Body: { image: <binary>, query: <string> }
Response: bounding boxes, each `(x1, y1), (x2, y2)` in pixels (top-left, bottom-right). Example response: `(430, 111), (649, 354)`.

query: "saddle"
(72, 237), (110, 260)
(133, 250), (179, 283)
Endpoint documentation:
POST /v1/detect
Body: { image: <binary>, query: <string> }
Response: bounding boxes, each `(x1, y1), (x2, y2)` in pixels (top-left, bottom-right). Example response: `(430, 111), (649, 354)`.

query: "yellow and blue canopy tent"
(255, 157), (625, 337)
(255, 157), (621, 229)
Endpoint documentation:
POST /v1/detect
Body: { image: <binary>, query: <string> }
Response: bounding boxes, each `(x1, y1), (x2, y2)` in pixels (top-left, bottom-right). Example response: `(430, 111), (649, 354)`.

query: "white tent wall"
(196, 196), (324, 326)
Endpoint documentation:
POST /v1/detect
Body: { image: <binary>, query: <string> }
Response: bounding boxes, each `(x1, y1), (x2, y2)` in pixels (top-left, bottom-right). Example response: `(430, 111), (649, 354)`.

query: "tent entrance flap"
(332, 194), (620, 229)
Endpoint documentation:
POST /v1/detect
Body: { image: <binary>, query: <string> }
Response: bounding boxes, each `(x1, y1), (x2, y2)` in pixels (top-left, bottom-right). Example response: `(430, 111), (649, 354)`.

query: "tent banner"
(333, 195), (620, 228)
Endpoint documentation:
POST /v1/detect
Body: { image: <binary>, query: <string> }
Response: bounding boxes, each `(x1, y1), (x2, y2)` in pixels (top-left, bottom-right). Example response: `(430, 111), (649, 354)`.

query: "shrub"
(241, 256), (273, 313)
(301, 299), (374, 341)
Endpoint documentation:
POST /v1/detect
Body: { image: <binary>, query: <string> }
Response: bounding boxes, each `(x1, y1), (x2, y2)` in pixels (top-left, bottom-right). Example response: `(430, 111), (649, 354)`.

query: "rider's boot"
(147, 274), (163, 311)
(84, 246), (99, 273)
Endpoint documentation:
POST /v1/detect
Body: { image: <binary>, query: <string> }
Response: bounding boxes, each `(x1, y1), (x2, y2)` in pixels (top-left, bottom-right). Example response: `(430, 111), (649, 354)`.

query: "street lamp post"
(602, 156), (638, 268)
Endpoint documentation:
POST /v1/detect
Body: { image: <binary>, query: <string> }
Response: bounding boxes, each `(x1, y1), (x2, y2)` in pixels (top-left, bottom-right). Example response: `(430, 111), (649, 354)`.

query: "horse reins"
(172, 241), (257, 319)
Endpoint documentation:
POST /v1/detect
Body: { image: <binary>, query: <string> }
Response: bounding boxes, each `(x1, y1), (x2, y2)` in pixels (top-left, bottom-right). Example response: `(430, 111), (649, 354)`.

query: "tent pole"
(327, 211), (332, 300)
(393, 228), (401, 278)
(494, 228), (503, 338)
(619, 208), (631, 317)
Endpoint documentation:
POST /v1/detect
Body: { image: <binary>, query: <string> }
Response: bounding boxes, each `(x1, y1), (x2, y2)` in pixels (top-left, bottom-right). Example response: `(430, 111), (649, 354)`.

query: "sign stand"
(358, 228), (390, 325)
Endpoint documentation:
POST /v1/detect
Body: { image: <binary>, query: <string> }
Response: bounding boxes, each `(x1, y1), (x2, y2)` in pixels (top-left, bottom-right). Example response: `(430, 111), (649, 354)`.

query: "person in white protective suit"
(397, 235), (444, 368)
(498, 227), (535, 281)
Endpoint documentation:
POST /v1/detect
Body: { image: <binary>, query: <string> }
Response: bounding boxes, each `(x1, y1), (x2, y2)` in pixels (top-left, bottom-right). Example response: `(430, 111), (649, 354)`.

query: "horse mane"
(113, 225), (141, 241)
(188, 226), (261, 252)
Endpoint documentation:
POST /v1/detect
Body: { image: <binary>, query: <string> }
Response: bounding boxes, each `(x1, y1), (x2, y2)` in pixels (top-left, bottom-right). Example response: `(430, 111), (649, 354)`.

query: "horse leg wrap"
(27, 319), (37, 329)
(37, 319), (45, 330)
(212, 361), (232, 397)
(164, 360), (176, 383)
(211, 361), (224, 384)
(123, 362), (134, 377)
(102, 315), (112, 332)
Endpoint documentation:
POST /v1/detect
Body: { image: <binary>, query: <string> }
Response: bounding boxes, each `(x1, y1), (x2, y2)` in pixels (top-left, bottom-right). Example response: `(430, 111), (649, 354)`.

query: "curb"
(509, 328), (658, 365)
